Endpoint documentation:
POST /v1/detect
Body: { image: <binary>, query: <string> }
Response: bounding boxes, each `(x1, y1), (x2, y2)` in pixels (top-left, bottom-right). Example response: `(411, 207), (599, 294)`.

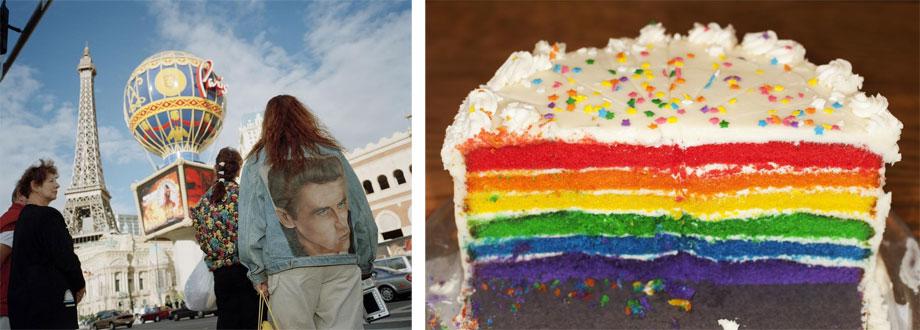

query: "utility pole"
(0, 0), (51, 82)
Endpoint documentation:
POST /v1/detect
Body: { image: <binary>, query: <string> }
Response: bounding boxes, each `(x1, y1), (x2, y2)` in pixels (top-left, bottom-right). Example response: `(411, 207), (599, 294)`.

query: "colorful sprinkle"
(758, 119), (768, 127)
(532, 78), (543, 85)
(668, 299), (692, 312)
(644, 111), (655, 118)
(815, 126), (825, 135)
(703, 74), (716, 89)
(586, 59), (595, 65)
(832, 102), (843, 109)
(572, 67), (582, 73)
(709, 117), (720, 125)
(770, 57), (779, 65)
(600, 294), (610, 307)
(719, 120), (729, 128)
(621, 119), (631, 126)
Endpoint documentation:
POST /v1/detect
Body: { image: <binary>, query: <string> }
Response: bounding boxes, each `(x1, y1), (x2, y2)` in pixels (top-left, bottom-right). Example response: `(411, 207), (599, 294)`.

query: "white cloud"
(0, 65), (77, 212)
(146, 1), (411, 155)
(98, 125), (148, 165)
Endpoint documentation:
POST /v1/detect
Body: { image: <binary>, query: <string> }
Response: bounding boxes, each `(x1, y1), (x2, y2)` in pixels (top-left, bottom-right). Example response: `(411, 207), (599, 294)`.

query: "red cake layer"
(464, 142), (882, 172)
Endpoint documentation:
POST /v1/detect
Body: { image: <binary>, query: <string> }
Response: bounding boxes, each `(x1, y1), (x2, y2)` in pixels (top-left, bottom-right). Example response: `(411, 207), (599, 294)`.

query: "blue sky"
(0, 0), (411, 216)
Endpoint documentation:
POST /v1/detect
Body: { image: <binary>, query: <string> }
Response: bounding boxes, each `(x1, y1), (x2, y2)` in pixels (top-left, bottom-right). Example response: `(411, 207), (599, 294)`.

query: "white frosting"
(741, 30), (778, 56)
(497, 102), (541, 133)
(605, 38), (630, 53)
(485, 51), (552, 91)
(766, 40), (806, 65)
(441, 88), (502, 177)
(718, 319), (740, 330)
(816, 59), (864, 94)
(851, 93), (903, 144)
(687, 23), (737, 56)
(851, 92), (887, 118)
(442, 23), (903, 169)
(637, 22), (669, 45)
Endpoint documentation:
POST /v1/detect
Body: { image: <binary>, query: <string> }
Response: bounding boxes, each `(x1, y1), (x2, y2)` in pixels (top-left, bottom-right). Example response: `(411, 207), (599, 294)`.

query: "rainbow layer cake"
(441, 23), (902, 329)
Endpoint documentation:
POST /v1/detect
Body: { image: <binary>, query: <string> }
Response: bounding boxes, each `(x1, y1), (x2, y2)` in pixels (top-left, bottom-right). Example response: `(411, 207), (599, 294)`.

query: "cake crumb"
(718, 319), (740, 330)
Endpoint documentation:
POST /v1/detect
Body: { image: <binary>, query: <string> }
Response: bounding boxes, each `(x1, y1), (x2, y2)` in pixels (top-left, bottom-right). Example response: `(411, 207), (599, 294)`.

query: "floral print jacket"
(191, 182), (241, 271)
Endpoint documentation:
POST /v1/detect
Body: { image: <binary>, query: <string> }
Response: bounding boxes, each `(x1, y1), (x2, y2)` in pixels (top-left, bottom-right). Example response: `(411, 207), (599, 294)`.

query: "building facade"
(116, 213), (141, 236)
(345, 130), (412, 257)
(238, 112), (263, 157)
(75, 234), (179, 318)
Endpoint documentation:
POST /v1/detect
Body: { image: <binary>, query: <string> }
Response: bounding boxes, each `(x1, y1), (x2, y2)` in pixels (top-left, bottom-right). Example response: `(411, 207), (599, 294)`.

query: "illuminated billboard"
(133, 160), (215, 238)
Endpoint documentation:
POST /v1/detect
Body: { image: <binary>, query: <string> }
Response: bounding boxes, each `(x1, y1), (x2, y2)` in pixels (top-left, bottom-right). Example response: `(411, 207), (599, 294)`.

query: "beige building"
(74, 233), (179, 318)
(238, 112), (263, 157)
(345, 130), (412, 257)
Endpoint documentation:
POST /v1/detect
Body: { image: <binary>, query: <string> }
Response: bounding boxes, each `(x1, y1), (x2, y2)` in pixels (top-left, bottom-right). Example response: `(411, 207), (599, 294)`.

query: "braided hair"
(209, 147), (242, 204)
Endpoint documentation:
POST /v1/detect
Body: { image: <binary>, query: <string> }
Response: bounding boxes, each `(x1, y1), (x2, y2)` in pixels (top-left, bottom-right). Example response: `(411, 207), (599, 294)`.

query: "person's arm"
(335, 151), (378, 276)
(238, 158), (268, 288)
(190, 198), (213, 258)
(0, 230), (13, 264)
(46, 208), (86, 294)
(0, 243), (10, 264)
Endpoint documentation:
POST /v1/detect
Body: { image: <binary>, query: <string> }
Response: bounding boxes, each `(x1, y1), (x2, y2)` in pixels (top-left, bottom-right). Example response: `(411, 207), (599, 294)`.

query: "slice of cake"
(441, 23), (902, 329)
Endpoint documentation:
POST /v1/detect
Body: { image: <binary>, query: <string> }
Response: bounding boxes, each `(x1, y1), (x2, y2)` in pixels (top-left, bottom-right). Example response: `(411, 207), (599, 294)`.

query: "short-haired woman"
(239, 95), (378, 329)
(8, 159), (85, 329)
(191, 148), (260, 329)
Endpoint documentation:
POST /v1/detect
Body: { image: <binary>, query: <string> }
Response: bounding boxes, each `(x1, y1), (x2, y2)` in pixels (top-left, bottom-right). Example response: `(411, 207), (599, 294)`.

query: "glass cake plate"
(425, 201), (919, 329)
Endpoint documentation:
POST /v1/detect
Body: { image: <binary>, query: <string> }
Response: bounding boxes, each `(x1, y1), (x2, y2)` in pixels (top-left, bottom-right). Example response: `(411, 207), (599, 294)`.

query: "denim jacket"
(238, 145), (378, 285)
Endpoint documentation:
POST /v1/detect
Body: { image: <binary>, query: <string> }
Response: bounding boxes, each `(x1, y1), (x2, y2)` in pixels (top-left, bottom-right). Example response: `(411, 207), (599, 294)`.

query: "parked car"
(371, 266), (411, 302)
(91, 310), (134, 330)
(169, 303), (216, 319)
(139, 306), (170, 323)
(169, 303), (199, 321)
(373, 255), (411, 272)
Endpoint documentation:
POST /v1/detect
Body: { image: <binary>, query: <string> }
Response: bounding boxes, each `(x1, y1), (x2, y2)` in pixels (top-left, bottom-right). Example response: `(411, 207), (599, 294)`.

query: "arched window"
(394, 169), (406, 185)
(362, 180), (374, 194)
(378, 175), (390, 190)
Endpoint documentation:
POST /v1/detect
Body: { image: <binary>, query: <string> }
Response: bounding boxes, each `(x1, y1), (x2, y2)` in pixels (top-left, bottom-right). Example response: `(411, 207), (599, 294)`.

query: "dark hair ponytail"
(209, 147), (242, 204)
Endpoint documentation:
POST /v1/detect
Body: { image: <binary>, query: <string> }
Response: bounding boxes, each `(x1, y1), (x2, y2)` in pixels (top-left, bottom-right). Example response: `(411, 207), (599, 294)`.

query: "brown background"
(425, 1), (920, 238)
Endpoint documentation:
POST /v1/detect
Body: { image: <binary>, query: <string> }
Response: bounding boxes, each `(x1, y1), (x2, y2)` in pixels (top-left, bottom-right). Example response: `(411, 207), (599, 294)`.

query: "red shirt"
(0, 202), (24, 316)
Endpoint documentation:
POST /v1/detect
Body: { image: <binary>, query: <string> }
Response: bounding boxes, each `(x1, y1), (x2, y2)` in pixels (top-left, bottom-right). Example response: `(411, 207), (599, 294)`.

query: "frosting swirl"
(741, 30), (778, 56)
(637, 22), (669, 45)
(816, 59), (864, 94)
(850, 92), (886, 118)
(766, 40), (806, 65)
(605, 38), (629, 53)
(486, 51), (552, 90)
(687, 23), (737, 56)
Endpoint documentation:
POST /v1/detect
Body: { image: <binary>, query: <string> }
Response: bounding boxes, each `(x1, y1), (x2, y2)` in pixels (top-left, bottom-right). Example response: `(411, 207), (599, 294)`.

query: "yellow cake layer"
(466, 190), (876, 221)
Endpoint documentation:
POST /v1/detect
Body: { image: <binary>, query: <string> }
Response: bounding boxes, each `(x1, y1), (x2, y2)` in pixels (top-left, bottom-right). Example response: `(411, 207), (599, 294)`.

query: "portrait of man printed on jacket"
(268, 156), (352, 257)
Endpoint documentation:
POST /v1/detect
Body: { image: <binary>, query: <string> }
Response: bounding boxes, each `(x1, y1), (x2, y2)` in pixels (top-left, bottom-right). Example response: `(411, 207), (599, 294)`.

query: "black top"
(8, 205), (85, 329)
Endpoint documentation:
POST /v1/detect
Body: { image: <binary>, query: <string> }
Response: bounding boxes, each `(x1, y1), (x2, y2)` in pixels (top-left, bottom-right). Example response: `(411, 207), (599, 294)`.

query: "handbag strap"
(258, 293), (263, 326)
(259, 290), (278, 326)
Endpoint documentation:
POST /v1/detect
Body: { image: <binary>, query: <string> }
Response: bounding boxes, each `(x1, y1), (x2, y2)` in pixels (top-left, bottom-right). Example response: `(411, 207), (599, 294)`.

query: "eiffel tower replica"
(62, 45), (118, 241)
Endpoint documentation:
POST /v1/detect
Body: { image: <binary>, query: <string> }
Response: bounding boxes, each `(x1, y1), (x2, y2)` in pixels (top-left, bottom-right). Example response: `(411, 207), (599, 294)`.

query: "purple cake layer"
(470, 281), (862, 329)
(474, 252), (862, 285)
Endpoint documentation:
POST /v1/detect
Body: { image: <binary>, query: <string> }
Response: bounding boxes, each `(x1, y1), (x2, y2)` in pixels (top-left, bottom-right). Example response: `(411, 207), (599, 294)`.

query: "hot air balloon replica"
(125, 50), (225, 248)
